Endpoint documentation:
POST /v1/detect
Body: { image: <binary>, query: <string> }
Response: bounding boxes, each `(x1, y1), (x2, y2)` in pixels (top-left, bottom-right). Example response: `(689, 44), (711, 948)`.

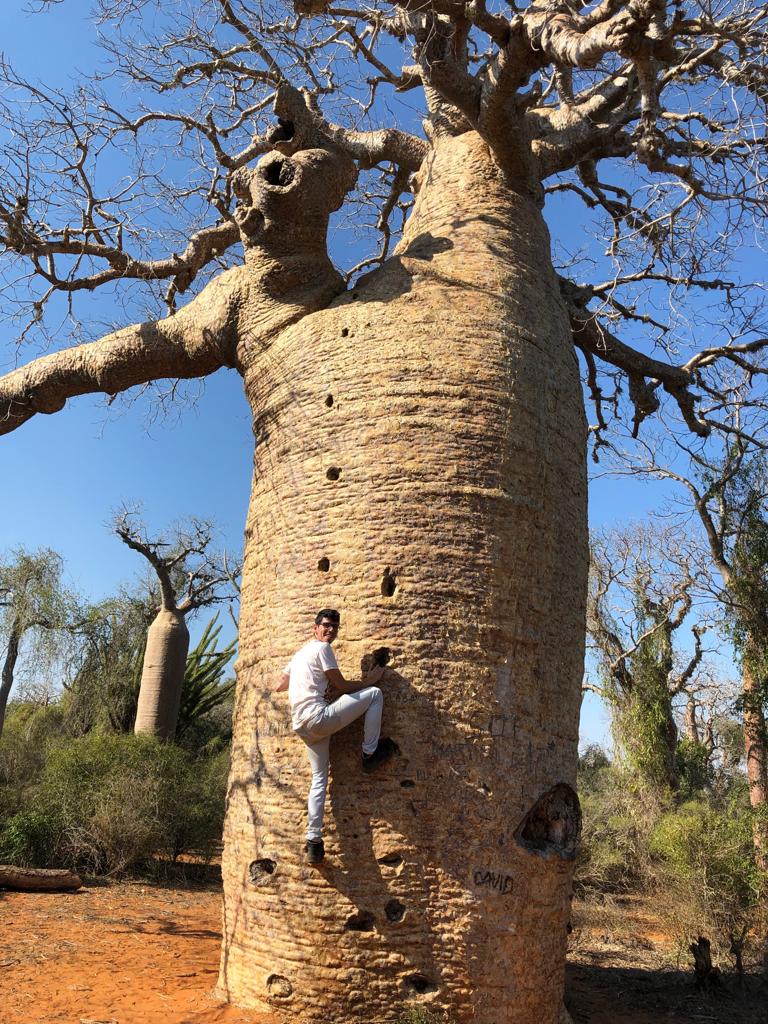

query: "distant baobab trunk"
(133, 608), (190, 740)
(219, 133), (587, 1024)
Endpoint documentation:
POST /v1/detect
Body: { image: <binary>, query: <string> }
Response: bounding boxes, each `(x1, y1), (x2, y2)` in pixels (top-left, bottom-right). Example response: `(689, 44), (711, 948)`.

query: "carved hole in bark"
(400, 779), (415, 788)
(269, 117), (295, 143)
(341, 327), (349, 337)
(266, 974), (293, 1000)
(515, 783), (581, 860)
(317, 557), (330, 572)
(404, 973), (437, 995)
(345, 910), (375, 931)
(326, 467), (342, 481)
(381, 568), (397, 598)
(325, 394), (334, 408)
(248, 858), (276, 885)
(378, 853), (403, 868)
(385, 899), (406, 922)
(263, 157), (295, 187)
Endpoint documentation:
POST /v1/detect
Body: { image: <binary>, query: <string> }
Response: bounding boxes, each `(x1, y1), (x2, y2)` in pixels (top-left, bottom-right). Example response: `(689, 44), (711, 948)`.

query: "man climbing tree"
(0, 2), (766, 1022)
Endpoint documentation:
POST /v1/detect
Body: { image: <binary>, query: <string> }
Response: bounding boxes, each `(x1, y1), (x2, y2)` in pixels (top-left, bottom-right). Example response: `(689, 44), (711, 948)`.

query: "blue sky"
(1, 0), (725, 749)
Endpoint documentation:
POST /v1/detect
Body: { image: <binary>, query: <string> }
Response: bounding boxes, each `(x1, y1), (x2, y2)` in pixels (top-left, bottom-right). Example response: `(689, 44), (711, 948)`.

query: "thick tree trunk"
(133, 608), (190, 740)
(0, 620), (22, 739)
(219, 133), (588, 1023)
(741, 659), (768, 870)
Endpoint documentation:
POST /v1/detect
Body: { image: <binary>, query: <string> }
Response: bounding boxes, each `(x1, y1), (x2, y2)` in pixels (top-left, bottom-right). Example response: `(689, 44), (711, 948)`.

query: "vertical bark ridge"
(220, 132), (588, 1023)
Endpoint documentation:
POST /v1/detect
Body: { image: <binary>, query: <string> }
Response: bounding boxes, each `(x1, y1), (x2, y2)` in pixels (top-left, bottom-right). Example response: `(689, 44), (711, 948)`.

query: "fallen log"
(0, 865), (82, 892)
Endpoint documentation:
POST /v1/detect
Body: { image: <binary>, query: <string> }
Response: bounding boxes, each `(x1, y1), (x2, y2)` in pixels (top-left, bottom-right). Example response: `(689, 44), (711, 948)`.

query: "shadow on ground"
(566, 959), (767, 1024)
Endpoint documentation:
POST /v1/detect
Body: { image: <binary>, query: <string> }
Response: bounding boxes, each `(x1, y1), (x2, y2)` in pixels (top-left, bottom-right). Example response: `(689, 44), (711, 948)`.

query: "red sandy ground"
(0, 879), (277, 1024)
(0, 880), (764, 1024)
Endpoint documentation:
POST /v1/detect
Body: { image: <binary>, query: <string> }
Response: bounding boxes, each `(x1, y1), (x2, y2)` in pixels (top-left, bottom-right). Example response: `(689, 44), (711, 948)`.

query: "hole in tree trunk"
(515, 782), (581, 860)
(262, 158), (296, 187)
(345, 910), (375, 931)
(325, 394), (334, 407)
(381, 568), (397, 597)
(248, 858), (276, 885)
(341, 327), (349, 337)
(400, 779), (415, 788)
(385, 899), (406, 922)
(326, 467), (342, 481)
(404, 973), (437, 995)
(266, 974), (293, 1000)
(377, 853), (403, 868)
(317, 557), (330, 572)
(268, 117), (295, 143)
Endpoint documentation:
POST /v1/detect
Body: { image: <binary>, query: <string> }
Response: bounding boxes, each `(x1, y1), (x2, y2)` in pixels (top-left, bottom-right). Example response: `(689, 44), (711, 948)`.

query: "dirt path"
(0, 880), (764, 1023)
(0, 879), (275, 1024)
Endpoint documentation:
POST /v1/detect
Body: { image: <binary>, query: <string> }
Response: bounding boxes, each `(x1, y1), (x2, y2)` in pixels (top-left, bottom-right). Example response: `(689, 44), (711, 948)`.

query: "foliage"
(62, 594), (149, 734)
(576, 752), (659, 893)
(0, 547), (80, 725)
(0, 733), (228, 875)
(675, 738), (715, 801)
(648, 799), (766, 956)
(176, 614), (236, 743)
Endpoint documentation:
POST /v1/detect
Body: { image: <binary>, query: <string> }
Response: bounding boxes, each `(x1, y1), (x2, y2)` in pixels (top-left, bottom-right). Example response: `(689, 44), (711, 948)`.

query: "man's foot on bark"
(305, 838), (324, 865)
(362, 737), (399, 773)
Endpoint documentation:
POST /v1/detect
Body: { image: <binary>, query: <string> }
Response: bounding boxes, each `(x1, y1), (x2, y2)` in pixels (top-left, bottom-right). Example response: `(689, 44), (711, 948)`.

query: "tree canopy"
(0, 0), (765, 449)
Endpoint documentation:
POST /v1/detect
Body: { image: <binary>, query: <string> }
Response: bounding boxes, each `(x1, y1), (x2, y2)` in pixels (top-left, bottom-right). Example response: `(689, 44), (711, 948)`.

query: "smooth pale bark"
(133, 608), (190, 740)
(218, 132), (588, 1023)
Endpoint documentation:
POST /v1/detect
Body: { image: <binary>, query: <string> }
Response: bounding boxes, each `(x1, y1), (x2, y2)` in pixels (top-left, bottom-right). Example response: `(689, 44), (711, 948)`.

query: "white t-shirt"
(284, 639), (339, 730)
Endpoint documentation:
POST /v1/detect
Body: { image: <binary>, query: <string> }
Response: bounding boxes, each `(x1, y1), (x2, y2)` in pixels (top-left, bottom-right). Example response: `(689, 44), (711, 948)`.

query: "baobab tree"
(0, 1), (767, 1021)
(114, 509), (240, 739)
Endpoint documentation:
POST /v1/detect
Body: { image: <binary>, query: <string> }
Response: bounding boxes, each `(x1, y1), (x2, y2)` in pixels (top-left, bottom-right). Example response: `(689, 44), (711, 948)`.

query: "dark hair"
(315, 608), (340, 625)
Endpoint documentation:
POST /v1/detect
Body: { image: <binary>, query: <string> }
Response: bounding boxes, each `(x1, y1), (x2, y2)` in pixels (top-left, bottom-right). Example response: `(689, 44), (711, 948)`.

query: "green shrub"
(0, 806), (63, 867)
(649, 799), (765, 960)
(575, 761), (660, 892)
(0, 733), (228, 875)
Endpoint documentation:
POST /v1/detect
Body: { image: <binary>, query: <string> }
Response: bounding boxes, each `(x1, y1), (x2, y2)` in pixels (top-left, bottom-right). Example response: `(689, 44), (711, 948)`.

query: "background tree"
(619, 430), (768, 870)
(0, 1), (766, 1021)
(114, 509), (239, 740)
(587, 524), (707, 794)
(0, 547), (77, 737)
(62, 590), (151, 735)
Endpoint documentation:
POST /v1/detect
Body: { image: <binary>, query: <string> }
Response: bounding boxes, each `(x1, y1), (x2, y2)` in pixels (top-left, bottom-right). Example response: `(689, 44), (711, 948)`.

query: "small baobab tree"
(0, 1), (767, 1020)
(114, 509), (240, 740)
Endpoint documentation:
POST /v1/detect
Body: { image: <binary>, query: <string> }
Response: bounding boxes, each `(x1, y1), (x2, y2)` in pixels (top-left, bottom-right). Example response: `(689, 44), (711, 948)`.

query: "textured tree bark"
(741, 657), (768, 871)
(133, 609), (190, 740)
(218, 132), (588, 1023)
(0, 865), (82, 891)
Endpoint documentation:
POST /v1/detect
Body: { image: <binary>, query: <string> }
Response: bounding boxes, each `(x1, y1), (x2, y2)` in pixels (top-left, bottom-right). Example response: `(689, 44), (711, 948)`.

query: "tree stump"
(0, 865), (82, 892)
(689, 936), (723, 992)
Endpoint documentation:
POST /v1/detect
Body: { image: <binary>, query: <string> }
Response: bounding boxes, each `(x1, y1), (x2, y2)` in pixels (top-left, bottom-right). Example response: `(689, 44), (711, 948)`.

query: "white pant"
(295, 686), (383, 840)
